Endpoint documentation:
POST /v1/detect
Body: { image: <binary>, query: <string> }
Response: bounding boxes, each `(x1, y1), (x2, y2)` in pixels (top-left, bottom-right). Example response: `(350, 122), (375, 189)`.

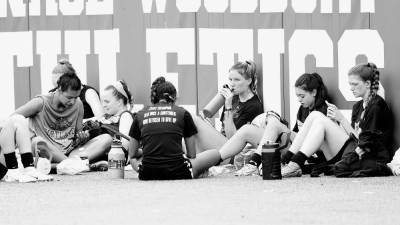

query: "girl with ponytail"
(281, 62), (393, 178)
(219, 60), (263, 138)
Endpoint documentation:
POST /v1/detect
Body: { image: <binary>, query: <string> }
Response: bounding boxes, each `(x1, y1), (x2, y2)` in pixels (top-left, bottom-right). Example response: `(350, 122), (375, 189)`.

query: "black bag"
(334, 130), (392, 177)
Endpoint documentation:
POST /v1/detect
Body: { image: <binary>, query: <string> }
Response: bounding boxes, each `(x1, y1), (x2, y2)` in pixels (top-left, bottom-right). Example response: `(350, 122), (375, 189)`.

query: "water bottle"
(108, 143), (125, 179)
(202, 84), (230, 118)
(261, 142), (281, 180)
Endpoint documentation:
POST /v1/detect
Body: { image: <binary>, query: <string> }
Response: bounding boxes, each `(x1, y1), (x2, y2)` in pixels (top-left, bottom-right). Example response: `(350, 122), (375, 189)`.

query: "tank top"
(29, 93), (83, 154)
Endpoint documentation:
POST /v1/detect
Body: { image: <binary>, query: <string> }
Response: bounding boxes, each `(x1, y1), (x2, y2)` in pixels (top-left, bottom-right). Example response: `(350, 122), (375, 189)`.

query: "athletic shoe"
(89, 161), (109, 172)
(24, 167), (54, 181)
(234, 164), (259, 176)
(3, 169), (36, 183)
(208, 164), (235, 176)
(281, 162), (302, 178)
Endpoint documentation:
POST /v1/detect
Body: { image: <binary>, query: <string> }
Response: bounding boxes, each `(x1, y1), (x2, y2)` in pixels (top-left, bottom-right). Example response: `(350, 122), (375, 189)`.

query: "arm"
(119, 112), (134, 151)
(326, 101), (357, 137)
(128, 138), (140, 172)
(84, 88), (104, 119)
(184, 136), (197, 159)
(12, 97), (43, 118)
(223, 110), (237, 138)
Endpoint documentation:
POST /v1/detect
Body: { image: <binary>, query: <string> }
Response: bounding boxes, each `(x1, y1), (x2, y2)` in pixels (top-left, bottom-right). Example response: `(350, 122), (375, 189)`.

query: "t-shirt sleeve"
(183, 111), (198, 137)
(292, 107), (301, 132)
(128, 116), (141, 141)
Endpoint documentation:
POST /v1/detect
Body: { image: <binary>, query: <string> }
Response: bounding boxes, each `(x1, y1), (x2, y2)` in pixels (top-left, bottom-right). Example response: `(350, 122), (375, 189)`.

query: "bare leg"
(9, 115), (32, 154)
(289, 111), (330, 154)
(218, 124), (264, 160)
(68, 134), (113, 163)
(32, 137), (67, 163)
(297, 116), (348, 160)
(191, 116), (227, 152)
(254, 116), (290, 155)
(190, 149), (221, 178)
(0, 119), (17, 155)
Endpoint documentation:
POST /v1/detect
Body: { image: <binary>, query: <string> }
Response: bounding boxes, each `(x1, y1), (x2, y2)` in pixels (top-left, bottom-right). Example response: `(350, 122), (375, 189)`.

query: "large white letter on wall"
(141, 0), (167, 13)
(146, 28), (195, 93)
(37, 31), (61, 94)
(59, 0), (84, 16)
(65, 30), (90, 85)
(203, 0), (228, 13)
(338, 29), (384, 101)
(230, 0), (257, 13)
(288, 30), (333, 125)
(94, 29), (120, 92)
(86, 0), (113, 15)
(291, 0), (316, 13)
(176, 0), (201, 12)
(258, 29), (285, 114)
(0, 0), (26, 17)
(260, 0), (287, 13)
(0, 32), (32, 118)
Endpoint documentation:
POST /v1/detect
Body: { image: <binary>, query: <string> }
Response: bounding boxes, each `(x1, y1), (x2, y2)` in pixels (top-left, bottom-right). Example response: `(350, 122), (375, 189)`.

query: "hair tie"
(112, 81), (129, 100)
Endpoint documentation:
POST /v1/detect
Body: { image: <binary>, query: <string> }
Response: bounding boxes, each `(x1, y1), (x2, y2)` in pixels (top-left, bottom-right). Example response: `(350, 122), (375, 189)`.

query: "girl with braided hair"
(282, 62), (393, 178)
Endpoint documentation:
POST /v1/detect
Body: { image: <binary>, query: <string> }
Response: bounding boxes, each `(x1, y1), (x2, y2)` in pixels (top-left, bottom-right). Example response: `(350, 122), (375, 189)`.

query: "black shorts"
(327, 136), (358, 164)
(138, 159), (192, 180)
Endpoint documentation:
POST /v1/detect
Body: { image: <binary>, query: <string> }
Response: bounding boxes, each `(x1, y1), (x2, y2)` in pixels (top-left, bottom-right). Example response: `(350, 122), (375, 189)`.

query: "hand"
(219, 87), (233, 108)
(74, 130), (90, 146)
(325, 101), (343, 123)
(130, 158), (140, 172)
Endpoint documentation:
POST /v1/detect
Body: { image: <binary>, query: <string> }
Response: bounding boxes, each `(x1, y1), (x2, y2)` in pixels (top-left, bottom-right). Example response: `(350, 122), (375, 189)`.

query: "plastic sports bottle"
(202, 84), (230, 118)
(108, 142), (125, 179)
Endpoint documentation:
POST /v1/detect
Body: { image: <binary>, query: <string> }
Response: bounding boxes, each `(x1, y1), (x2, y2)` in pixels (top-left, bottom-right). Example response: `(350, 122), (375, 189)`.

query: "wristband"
(225, 108), (232, 111)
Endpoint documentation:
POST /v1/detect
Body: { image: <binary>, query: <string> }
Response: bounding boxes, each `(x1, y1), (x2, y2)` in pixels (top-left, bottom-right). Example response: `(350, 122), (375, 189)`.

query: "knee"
(266, 116), (289, 132)
(308, 111), (325, 120)
(236, 124), (254, 138)
(98, 134), (113, 146)
(10, 114), (29, 129)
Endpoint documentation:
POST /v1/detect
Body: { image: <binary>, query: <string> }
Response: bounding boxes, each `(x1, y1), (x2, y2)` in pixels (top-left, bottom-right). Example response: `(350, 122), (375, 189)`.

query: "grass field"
(1, 171), (399, 225)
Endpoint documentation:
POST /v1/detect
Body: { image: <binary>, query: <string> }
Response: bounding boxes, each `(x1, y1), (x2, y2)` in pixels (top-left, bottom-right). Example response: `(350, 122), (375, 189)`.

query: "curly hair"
(150, 76), (177, 104)
(229, 60), (258, 94)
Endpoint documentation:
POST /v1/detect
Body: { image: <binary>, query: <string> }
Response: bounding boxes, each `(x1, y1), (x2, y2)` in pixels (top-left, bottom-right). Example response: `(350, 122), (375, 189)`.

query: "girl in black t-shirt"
(129, 77), (223, 180)
(219, 73), (329, 176)
(218, 60), (264, 138)
(282, 62), (393, 178)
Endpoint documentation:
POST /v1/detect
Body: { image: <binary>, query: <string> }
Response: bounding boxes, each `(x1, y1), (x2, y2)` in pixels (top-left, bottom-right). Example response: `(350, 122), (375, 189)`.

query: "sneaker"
(208, 164), (235, 176)
(234, 164), (259, 176)
(89, 161), (109, 172)
(281, 162), (302, 178)
(4, 169), (36, 183)
(24, 167), (54, 181)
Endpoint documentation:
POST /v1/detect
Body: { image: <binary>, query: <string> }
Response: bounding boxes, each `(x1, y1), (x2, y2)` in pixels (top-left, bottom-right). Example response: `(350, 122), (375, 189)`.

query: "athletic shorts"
(327, 135), (358, 164)
(138, 159), (192, 180)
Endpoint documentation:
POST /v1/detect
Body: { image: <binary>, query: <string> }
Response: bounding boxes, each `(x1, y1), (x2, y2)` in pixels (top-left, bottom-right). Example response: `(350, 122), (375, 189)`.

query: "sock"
(4, 152), (18, 169)
(0, 163), (8, 180)
(291, 152), (309, 167)
(281, 151), (294, 164)
(248, 153), (261, 167)
(21, 152), (35, 168)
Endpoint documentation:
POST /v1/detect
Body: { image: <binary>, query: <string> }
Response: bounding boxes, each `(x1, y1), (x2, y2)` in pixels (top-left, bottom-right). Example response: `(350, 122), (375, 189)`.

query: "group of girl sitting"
(0, 59), (395, 182)
(128, 61), (394, 180)
(0, 60), (135, 182)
